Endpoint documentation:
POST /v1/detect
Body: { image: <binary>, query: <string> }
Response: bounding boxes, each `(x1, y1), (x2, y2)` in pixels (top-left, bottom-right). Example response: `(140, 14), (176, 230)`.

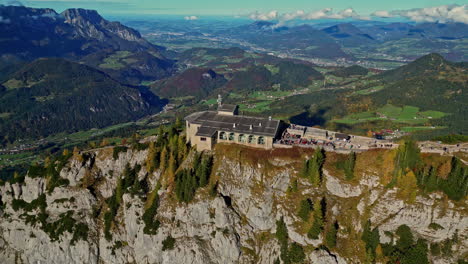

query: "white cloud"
(371, 10), (394, 18)
(249, 10), (279, 21)
(184, 15), (198, 21)
(248, 8), (369, 23)
(248, 5), (468, 24)
(373, 5), (468, 23)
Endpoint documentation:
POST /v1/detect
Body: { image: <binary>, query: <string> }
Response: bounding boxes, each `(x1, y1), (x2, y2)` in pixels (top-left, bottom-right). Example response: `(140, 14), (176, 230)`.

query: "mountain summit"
(0, 6), (162, 59)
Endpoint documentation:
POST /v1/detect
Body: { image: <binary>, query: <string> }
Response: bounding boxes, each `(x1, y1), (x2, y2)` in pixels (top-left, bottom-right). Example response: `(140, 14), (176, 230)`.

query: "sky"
(1, 0), (468, 23)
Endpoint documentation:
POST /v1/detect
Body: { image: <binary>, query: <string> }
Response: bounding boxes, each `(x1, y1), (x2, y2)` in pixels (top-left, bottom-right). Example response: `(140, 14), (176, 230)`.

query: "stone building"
(185, 104), (282, 151)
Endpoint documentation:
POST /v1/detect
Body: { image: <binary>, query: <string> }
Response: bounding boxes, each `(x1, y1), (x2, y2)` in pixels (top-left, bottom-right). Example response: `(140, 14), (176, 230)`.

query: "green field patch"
(171, 96), (195, 101)
(140, 80), (156, 86)
(99, 51), (133, 70)
(354, 86), (384, 95)
(239, 101), (272, 113)
(419, 110), (447, 119)
(33, 95), (56, 102)
(203, 98), (218, 105)
(400, 126), (443, 133)
(3, 78), (44, 89)
(305, 45), (319, 51)
(333, 117), (383, 125)
(0, 112), (12, 119)
(123, 58), (138, 64)
(398, 106), (419, 120)
(333, 104), (448, 126)
(251, 90), (290, 99)
(378, 104), (402, 119)
(223, 58), (243, 64)
(227, 93), (244, 99)
(264, 64), (279, 75)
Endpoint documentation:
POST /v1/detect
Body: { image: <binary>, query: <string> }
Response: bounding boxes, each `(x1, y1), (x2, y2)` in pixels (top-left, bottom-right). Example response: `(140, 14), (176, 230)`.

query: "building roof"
(186, 111), (281, 137)
(336, 133), (350, 140)
(305, 127), (327, 136)
(217, 104), (238, 112)
(195, 126), (217, 137)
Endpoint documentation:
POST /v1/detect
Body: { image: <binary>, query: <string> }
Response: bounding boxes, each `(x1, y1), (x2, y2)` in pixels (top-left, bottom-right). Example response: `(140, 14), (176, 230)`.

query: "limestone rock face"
(0, 146), (466, 264)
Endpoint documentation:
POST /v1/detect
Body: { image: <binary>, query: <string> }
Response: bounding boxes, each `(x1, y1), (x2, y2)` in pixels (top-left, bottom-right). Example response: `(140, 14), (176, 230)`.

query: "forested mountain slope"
(0, 58), (165, 143)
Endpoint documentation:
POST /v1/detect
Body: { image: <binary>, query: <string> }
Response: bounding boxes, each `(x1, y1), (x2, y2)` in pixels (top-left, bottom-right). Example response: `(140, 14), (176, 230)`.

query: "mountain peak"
(61, 8), (103, 24)
(379, 53), (456, 81)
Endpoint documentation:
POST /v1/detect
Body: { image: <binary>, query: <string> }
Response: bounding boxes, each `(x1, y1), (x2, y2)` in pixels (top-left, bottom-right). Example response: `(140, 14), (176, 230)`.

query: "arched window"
(258, 136), (265, 145)
(248, 135), (255, 144)
(220, 132), (227, 140)
(228, 133), (235, 141)
(238, 134), (247, 143)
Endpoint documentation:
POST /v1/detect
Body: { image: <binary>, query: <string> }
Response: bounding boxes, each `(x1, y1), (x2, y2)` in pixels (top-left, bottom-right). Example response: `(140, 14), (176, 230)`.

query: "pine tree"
(344, 152), (356, 180)
(167, 152), (176, 179)
(308, 149), (325, 187)
(199, 156), (213, 187)
(325, 221), (339, 248)
(425, 166), (438, 192)
(361, 220), (380, 258)
(307, 199), (324, 239)
(159, 146), (168, 171)
(177, 136), (187, 162)
(396, 225), (414, 252)
(300, 160), (309, 178)
(297, 198), (313, 221)
(146, 142), (159, 173)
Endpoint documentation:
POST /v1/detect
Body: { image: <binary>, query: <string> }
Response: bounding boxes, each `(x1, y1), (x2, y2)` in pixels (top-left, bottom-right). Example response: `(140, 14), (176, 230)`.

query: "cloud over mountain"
(248, 5), (467, 24)
(249, 8), (369, 23)
(373, 5), (468, 23)
(184, 15), (198, 20)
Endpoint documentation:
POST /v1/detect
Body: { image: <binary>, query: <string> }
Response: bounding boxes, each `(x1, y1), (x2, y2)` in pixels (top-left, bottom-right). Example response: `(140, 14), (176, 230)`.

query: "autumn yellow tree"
(62, 148), (70, 157)
(397, 170), (418, 203)
(100, 139), (109, 147)
(375, 244), (385, 263)
(159, 146), (168, 171)
(380, 149), (397, 185)
(437, 159), (452, 179)
(177, 136), (187, 162)
(146, 142), (158, 173)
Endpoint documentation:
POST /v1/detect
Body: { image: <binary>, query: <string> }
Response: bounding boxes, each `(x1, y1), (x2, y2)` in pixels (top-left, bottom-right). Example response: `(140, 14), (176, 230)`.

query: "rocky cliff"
(0, 140), (466, 264)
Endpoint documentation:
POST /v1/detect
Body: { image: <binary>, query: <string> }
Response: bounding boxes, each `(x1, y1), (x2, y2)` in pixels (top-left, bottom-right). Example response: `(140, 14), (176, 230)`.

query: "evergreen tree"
(425, 166), (439, 192)
(300, 160), (309, 178)
(401, 239), (429, 264)
(344, 152), (356, 180)
(308, 149), (325, 187)
(159, 146), (168, 171)
(325, 221), (339, 248)
(441, 157), (468, 200)
(396, 225), (414, 252)
(288, 243), (305, 263)
(167, 153), (176, 179)
(297, 198), (313, 221)
(395, 140), (421, 172)
(146, 142), (159, 173)
(177, 136), (187, 162)
(307, 199), (324, 239)
(361, 220), (380, 257)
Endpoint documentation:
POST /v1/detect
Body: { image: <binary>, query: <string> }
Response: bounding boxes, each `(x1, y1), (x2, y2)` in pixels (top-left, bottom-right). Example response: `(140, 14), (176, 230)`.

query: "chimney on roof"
(259, 122), (262, 127)
(268, 116), (272, 121)
(249, 125), (253, 130)
(233, 123), (236, 128)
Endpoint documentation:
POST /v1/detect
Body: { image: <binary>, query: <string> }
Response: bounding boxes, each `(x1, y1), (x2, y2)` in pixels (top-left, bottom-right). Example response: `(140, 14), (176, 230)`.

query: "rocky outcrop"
(0, 145), (466, 264)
